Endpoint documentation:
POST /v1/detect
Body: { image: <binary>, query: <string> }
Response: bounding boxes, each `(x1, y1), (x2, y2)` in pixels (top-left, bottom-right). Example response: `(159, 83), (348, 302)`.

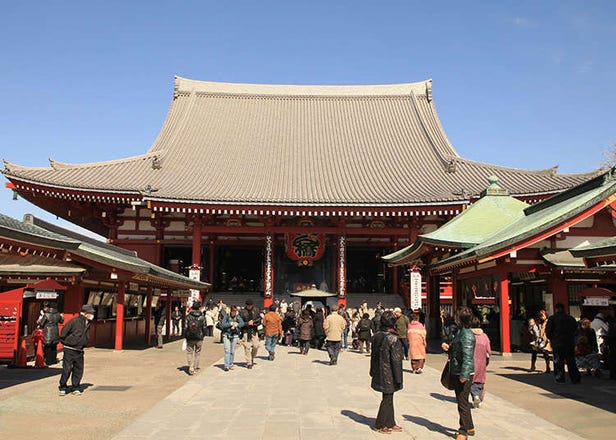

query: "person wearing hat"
(58, 304), (95, 396)
(239, 299), (261, 369)
(184, 301), (207, 375)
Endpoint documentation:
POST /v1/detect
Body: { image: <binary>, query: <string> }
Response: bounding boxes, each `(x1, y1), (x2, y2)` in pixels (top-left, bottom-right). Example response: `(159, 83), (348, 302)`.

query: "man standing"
(239, 299), (261, 369)
(262, 304), (282, 361)
(324, 304), (347, 365)
(545, 303), (581, 384)
(184, 301), (207, 375)
(394, 307), (410, 360)
(154, 303), (166, 348)
(58, 304), (94, 396)
(171, 305), (182, 336)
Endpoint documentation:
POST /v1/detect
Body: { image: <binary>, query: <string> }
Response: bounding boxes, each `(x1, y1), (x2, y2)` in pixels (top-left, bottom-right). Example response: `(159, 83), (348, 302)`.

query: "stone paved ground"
(1, 337), (615, 440)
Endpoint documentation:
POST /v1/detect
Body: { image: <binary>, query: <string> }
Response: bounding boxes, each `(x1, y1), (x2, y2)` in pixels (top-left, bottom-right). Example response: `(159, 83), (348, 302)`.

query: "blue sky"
(1, 1), (614, 237)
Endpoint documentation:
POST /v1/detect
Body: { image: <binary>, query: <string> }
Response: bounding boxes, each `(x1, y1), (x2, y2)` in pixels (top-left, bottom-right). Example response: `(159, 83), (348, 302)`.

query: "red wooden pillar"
(337, 234), (347, 307)
(192, 216), (202, 269)
(114, 281), (125, 351)
(499, 272), (511, 354)
(263, 233), (274, 308)
(209, 240), (215, 286)
(145, 286), (153, 345)
(549, 270), (568, 312)
(391, 240), (399, 297)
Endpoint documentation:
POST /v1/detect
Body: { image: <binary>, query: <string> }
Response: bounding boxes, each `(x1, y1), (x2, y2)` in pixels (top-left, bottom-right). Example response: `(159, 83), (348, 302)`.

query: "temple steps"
(202, 291), (405, 311)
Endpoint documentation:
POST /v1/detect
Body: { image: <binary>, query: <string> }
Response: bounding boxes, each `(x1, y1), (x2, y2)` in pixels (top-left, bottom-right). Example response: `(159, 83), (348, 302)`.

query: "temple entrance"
(347, 248), (389, 293)
(215, 246), (263, 292)
(162, 245), (192, 277)
(276, 246), (332, 295)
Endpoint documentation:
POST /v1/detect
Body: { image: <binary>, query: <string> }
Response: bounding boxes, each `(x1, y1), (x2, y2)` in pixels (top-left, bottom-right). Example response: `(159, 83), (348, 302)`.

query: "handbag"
(440, 360), (456, 390)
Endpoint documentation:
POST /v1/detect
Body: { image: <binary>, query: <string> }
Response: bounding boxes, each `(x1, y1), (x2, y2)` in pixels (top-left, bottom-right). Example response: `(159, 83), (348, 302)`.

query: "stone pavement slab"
(113, 345), (587, 440)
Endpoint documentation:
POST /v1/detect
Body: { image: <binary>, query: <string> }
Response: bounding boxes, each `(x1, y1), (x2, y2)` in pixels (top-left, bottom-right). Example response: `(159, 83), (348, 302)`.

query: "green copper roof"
(383, 176), (528, 265)
(570, 237), (616, 258)
(431, 168), (616, 271)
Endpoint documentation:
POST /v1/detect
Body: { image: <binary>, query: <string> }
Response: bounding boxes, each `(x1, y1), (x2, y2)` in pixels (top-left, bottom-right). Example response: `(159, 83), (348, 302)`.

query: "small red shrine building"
(2, 76), (599, 308)
(0, 212), (208, 363)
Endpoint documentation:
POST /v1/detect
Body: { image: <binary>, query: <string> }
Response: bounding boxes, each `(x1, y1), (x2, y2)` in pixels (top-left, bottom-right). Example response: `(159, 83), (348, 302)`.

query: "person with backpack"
(184, 301), (207, 375)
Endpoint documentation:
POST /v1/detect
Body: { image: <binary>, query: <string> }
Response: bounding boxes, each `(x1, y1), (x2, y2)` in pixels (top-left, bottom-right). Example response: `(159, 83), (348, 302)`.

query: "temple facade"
(2, 76), (599, 308)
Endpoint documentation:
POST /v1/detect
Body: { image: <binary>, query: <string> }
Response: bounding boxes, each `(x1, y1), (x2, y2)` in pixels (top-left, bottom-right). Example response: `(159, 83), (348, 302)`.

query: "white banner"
(410, 271), (422, 310)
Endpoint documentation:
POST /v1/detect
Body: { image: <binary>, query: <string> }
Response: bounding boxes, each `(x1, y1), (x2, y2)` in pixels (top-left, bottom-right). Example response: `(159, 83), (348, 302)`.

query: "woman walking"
(407, 313), (427, 373)
(529, 310), (551, 373)
(370, 311), (404, 434)
(442, 306), (476, 440)
(297, 309), (314, 355)
(470, 316), (491, 408)
(221, 305), (244, 371)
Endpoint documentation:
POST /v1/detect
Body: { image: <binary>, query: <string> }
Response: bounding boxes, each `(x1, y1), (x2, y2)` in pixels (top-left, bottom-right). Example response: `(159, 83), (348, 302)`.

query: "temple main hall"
(2, 76), (598, 309)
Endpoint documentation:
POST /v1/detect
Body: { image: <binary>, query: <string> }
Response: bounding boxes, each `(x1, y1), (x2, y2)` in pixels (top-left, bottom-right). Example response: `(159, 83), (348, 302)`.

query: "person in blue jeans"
(221, 305), (244, 371)
(263, 304), (283, 360)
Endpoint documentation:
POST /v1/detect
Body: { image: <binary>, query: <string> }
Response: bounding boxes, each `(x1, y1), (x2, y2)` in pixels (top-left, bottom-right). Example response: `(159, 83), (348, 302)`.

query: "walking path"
(2, 337), (614, 439)
(113, 344), (596, 440)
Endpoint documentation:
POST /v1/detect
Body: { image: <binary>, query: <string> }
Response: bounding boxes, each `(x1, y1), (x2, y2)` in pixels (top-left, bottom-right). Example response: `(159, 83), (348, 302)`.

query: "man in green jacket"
(394, 308), (410, 360)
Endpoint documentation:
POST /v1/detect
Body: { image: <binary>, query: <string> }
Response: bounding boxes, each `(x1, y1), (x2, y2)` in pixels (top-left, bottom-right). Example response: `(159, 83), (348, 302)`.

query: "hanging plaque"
(285, 233), (325, 262)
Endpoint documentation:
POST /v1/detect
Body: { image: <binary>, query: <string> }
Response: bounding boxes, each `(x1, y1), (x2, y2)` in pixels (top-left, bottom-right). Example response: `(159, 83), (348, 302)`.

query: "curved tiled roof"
(2, 76), (600, 207)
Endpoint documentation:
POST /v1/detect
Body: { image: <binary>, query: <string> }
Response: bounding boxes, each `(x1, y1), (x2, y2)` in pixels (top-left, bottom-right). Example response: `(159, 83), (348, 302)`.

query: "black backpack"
(185, 314), (203, 339)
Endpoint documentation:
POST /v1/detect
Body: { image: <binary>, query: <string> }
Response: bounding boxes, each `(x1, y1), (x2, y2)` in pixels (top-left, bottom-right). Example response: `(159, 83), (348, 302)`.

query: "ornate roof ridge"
(4, 152), (164, 174)
(455, 156), (601, 178)
(174, 75), (432, 98)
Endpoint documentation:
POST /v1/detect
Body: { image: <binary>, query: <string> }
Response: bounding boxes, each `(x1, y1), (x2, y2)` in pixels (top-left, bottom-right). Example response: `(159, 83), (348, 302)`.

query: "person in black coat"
(58, 304), (94, 396)
(370, 310), (404, 434)
(312, 307), (325, 350)
(37, 302), (64, 365)
(545, 303), (581, 384)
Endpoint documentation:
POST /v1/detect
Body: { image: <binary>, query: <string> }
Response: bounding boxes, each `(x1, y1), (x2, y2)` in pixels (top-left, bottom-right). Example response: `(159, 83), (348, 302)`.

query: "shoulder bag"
(440, 360), (456, 390)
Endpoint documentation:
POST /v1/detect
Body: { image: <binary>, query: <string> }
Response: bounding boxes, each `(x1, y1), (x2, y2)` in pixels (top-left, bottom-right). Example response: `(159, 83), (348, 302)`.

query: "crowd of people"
(176, 298), (486, 437)
(45, 296), (615, 438)
(527, 305), (616, 383)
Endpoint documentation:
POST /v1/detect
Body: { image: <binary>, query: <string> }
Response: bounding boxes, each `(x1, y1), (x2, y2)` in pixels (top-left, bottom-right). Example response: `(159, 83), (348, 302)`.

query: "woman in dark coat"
(357, 313), (373, 354)
(370, 310), (404, 434)
(312, 307), (325, 350)
(37, 302), (64, 365)
(297, 309), (314, 354)
(442, 306), (476, 440)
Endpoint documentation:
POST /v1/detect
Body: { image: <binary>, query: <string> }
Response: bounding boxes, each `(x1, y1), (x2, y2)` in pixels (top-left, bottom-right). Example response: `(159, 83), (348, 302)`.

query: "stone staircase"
(202, 291), (405, 310)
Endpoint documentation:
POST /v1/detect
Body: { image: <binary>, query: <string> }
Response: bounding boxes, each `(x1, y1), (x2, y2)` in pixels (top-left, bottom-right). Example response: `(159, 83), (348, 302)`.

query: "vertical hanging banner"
(188, 265), (201, 306)
(264, 233), (273, 298)
(338, 235), (346, 298)
(410, 270), (422, 311)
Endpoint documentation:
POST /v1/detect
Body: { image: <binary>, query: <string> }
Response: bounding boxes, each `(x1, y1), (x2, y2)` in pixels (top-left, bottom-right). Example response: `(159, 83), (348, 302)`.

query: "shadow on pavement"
(402, 414), (456, 437)
(496, 371), (616, 414)
(312, 360), (330, 365)
(340, 409), (375, 428)
(0, 365), (62, 390)
(429, 392), (457, 403)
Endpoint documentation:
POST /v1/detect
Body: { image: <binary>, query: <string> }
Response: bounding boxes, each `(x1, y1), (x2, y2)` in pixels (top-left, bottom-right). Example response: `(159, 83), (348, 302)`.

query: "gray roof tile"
(2, 77), (599, 207)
